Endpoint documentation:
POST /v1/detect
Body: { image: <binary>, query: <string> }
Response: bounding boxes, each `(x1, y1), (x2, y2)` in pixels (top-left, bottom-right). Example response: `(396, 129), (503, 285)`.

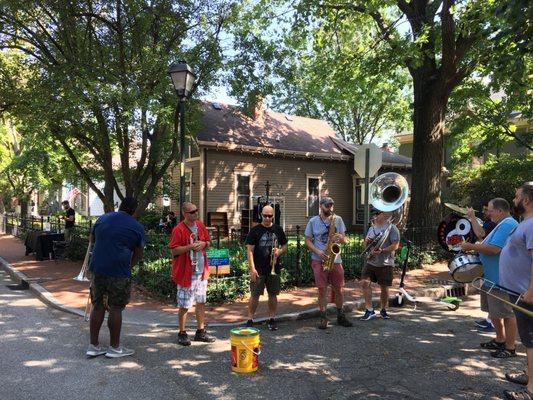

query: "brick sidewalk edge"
(0, 255), (477, 328)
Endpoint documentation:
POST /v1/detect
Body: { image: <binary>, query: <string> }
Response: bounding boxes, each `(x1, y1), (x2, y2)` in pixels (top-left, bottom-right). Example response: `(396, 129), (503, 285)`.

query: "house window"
(185, 170), (192, 202)
(354, 178), (365, 225)
(307, 176), (320, 216)
(236, 173), (251, 212)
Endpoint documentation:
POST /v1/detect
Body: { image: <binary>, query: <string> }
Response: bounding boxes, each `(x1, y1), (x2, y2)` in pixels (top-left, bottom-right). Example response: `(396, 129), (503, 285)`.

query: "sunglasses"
(262, 214), (274, 218)
(186, 209), (198, 214)
(322, 203), (334, 208)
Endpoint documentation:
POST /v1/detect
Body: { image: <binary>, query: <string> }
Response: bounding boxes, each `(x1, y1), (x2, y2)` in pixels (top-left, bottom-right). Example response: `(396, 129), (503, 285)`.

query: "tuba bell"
(362, 172), (409, 257)
(369, 172), (409, 212)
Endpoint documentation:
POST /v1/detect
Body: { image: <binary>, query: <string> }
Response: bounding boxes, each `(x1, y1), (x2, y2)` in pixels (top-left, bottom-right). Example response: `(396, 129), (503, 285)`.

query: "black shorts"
(510, 295), (533, 348)
(361, 264), (394, 286)
(250, 274), (281, 297)
(90, 273), (131, 311)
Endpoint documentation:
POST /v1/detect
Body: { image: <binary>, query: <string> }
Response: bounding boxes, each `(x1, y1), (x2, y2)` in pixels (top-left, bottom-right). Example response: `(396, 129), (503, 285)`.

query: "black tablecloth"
(24, 231), (65, 261)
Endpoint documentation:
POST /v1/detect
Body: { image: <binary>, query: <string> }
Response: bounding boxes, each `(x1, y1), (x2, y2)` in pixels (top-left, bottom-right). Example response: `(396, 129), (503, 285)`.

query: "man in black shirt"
(61, 200), (76, 242)
(245, 205), (288, 331)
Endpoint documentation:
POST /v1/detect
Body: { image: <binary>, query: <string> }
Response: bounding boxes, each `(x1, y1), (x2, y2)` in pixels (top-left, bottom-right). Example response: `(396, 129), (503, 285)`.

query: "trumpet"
(471, 277), (533, 318)
(270, 238), (278, 275)
(190, 233), (198, 268)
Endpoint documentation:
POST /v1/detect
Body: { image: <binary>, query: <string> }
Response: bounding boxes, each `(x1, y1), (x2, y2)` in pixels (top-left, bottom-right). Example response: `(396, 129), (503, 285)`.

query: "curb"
(0, 255), (476, 328)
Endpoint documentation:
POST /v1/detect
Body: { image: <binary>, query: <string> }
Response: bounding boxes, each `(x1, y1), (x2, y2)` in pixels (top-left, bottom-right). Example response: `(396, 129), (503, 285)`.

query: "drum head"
(437, 213), (476, 253)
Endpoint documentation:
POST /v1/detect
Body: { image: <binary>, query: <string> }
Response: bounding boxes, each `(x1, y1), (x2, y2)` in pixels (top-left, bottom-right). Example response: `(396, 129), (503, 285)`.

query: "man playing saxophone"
(305, 196), (353, 330)
(245, 205), (288, 331)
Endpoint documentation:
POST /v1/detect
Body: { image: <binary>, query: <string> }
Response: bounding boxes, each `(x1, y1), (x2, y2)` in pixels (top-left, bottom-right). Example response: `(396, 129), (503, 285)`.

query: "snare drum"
(448, 253), (483, 283)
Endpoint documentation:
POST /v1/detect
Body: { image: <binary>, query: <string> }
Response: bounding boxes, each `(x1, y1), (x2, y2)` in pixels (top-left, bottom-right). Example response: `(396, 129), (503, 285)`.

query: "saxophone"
(322, 214), (341, 271)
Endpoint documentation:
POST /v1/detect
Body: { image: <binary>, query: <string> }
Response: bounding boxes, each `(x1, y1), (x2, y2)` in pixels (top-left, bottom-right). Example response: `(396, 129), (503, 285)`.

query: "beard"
(513, 200), (525, 216)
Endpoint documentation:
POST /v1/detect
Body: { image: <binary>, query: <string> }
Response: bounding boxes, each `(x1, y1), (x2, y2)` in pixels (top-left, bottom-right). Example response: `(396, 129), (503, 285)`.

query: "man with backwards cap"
(305, 196), (353, 330)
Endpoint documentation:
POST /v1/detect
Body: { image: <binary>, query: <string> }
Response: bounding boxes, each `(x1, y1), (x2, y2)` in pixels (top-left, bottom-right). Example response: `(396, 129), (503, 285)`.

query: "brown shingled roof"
(197, 102), (346, 156)
(196, 101), (411, 167)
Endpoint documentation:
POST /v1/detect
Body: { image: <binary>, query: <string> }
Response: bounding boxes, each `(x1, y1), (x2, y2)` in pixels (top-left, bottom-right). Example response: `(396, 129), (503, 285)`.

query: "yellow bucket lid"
(230, 327), (260, 336)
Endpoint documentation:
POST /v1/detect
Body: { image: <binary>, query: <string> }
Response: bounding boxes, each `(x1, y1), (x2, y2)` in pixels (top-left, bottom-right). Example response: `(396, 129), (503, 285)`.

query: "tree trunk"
(407, 75), (448, 246)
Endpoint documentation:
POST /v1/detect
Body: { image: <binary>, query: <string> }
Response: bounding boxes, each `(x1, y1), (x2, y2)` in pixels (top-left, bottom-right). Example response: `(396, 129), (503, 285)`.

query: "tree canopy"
(0, 0), (239, 215)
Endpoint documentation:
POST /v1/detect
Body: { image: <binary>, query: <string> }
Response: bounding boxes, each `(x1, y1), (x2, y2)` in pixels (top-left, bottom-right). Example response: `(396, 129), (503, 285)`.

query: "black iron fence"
(1, 213), (440, 303)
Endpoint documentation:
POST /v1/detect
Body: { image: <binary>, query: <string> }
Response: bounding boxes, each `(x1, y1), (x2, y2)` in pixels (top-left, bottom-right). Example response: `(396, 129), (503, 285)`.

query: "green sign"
(206, 248), (230, 266)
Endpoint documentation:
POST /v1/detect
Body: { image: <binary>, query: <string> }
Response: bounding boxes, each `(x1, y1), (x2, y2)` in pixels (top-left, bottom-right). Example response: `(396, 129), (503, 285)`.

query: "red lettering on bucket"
(252, 347), (259, 369)
(231, 346), (237, 367)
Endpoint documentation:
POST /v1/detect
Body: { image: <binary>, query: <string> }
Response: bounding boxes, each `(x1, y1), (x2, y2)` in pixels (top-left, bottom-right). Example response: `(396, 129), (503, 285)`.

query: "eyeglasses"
(186, 209), (198, 214)
(262, 214), (274, 218)
(322, 203), (333, 208)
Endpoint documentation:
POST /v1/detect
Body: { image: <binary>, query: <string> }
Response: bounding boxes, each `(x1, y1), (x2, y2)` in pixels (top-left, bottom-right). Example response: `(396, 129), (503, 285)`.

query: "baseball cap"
(319, 197), (334, 206)
(370, 207), (383, 215)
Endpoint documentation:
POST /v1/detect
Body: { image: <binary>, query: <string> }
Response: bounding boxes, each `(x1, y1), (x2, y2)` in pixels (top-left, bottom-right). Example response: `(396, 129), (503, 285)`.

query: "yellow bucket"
(230, 327), (260, 373)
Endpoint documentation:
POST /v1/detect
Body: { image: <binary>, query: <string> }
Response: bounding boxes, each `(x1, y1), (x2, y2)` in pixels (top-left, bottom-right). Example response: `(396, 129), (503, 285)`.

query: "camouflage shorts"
(90, 273), (131, 310)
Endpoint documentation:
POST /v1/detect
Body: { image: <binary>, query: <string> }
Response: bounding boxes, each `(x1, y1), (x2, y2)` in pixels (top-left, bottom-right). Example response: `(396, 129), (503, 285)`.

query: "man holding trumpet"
(499, 183), (533, 400)
(245, 205), (288, 331)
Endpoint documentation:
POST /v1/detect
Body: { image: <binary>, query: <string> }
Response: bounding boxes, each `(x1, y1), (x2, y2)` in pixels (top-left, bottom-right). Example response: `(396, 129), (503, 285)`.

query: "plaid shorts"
(176, 274), (208, 309)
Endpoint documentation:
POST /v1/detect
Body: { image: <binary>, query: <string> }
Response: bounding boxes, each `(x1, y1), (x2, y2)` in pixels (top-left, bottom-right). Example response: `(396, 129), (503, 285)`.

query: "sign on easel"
(206, 248), (230, 275)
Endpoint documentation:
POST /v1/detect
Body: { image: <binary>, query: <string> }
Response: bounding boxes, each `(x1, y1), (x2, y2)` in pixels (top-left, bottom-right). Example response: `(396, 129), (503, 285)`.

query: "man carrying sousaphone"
(245, 205), (288, 331)
(360, 208), (400, 321)
(305, 196), (353, 330)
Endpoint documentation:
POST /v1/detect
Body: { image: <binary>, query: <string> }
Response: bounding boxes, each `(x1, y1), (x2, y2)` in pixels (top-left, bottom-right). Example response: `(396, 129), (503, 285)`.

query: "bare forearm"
(170, 245), (191, 257)
(305, 237), (319, 254)
(131, 247), (143, 267)
(465, 242), (501, 255)
(470, 219), (485, 238)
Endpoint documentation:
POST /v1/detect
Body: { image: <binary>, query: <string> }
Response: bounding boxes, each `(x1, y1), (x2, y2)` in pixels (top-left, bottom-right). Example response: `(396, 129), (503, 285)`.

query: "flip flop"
(504, 389), (533, 400)
(506, 371), (529, 386)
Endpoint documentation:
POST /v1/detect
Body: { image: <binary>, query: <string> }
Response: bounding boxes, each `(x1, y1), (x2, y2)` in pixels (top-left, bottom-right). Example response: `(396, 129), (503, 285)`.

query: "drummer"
(461, 198), (518, 358)
(467, 201), (497, 240)
(465, 201), (498, 331)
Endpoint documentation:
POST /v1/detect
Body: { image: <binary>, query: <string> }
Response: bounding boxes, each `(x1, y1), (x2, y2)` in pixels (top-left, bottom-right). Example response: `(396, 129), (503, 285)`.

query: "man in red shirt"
(169, 202), (216, 346)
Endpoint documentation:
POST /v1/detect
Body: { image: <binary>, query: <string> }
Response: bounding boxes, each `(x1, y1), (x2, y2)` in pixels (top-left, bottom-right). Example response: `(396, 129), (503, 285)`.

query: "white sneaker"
(105, 346), (135, 358)
(86, 344), (107, 358)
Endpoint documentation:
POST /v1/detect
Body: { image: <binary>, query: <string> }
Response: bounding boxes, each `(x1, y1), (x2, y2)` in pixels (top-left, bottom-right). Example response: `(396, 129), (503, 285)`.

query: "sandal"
(506, 371), (529, 386)
(504, 389), (533, 400)
(492, 348), (517, 358)
(480, 339), (505, 350)
(318, 317), (329, 330)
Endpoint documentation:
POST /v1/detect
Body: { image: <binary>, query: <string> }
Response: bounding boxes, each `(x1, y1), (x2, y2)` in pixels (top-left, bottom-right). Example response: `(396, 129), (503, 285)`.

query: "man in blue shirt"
(86, 197), (145, 359)
(461, 198), (518, 358)
(467, 201), (498, 331)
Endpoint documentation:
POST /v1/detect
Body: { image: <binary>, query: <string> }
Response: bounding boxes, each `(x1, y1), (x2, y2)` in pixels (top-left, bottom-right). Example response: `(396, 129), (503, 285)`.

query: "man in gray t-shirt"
(360, 209), (400, 321)
(305, 196), (352, 330)
(499, 183), (533, 400)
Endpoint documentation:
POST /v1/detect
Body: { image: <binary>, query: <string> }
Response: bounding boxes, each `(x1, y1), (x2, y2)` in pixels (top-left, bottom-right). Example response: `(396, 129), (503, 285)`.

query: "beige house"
(173, 102), (412, 234)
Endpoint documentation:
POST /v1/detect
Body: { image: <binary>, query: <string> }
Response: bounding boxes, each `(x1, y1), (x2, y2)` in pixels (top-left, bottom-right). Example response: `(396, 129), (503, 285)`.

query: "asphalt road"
(0, 269), (526, 400)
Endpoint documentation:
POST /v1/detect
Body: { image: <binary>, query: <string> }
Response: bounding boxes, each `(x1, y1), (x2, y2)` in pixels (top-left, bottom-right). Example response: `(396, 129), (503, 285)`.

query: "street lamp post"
(168, 61), (196, 220)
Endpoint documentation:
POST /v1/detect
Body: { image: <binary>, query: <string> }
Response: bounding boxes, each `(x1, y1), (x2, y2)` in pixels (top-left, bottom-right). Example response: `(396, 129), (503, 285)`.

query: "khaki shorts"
(250, 274), (280, 297)
(361, 264), (394, 287)
(90, 273), (131, 310)
(480, 288), (515, 319)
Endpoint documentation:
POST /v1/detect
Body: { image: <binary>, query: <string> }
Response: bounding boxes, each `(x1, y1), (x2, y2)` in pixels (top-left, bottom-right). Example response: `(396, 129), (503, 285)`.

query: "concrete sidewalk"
(0, 233), (469, 327)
